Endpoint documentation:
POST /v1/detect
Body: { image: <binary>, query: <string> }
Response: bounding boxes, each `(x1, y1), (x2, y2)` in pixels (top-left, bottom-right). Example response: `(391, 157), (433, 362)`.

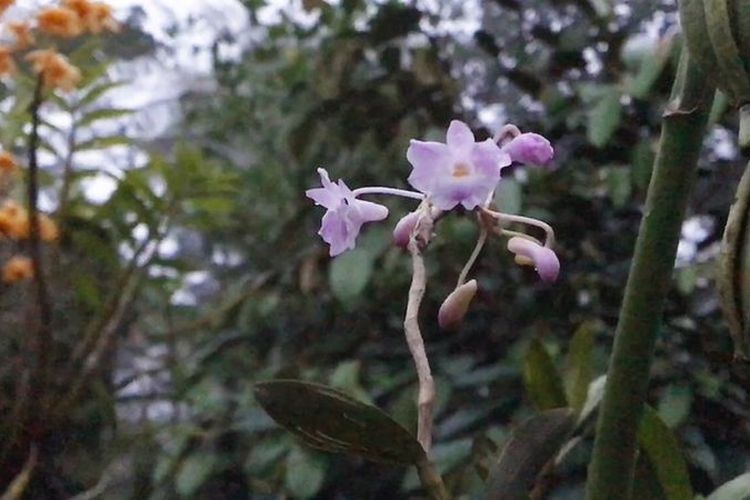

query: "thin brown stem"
(416, 456), (451, 500)
(26, 75), (53, 427)
(404, 210), (436, 454)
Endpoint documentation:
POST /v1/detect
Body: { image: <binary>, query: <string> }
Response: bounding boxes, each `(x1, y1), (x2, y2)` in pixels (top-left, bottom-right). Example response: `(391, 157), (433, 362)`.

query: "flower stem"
(416, 455), (451, 500)
(456, 219), (487, 287)
(404, 210), (436, 454)
(483, 208), (556, 247)
(585, 50), (714, 499)
(352, 186), (425, 200)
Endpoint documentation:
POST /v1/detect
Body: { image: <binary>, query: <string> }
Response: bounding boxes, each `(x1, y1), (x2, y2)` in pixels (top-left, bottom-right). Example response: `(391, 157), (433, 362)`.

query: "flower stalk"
(404, 207), (436, 454)
(585, 50), (715, 499)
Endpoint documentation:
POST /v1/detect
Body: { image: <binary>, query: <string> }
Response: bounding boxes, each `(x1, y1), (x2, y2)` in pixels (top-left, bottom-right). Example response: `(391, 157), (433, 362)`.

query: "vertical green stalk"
(585, 51), (714, 499)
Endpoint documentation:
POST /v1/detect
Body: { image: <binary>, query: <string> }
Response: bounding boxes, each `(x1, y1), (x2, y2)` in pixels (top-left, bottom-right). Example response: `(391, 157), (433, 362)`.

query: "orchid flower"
(406, 120), (511, 210)
(306, 168), (423, 256)
(306, 168), (390, 256)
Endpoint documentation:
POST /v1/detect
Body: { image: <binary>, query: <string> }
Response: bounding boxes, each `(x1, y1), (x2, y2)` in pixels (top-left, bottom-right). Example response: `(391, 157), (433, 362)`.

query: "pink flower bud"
(502, 132), (554, 166)
(507, 237), (560, 283)
(393, 210), (420, 249)
(438, 279), (478, 330)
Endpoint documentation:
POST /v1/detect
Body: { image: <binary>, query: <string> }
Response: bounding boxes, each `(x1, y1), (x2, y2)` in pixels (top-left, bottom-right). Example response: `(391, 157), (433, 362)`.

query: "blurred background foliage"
(2, 0), (750, 498)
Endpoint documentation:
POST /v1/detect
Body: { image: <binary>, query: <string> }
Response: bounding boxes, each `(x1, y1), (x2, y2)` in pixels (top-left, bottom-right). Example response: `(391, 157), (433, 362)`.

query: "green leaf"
(657, 384), (693, 428)
(579, 375), (607, 424)
(523, 339), (568, 410)
(484, 408), (576, 500)
(329, 360), (371, 404)
(637, 406), (693, 500)
(587, 86), (622, 148)
(707, 473), (750, 500)
(254, 380), (424, 465)
(77, 80), (129, 108)
(564, 322), (596, 414)
(175, 453), (216, 497)
(77, 107), (134, 128)
(626, 37), (674, 99)
(606, 166), (632, 208)
(284, 446), (327, 499)
(75, 135), (133, 152)
(328, 247), (374, 307)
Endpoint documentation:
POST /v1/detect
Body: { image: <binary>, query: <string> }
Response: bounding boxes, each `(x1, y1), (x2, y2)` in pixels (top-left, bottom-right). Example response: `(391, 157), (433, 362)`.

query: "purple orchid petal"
(446, 120), (475, 154)
(507, 237), (560, 283)
(503, 133), (554, 166)
(472, 139), (511, 175)
(353, 199), (389, 223)
(306, 168), (345, 209)
(319, 208), (354, 256)
(406, 140), (452, 194)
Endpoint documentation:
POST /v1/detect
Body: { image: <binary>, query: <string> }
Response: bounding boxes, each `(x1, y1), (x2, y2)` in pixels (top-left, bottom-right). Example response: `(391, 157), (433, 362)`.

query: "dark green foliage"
(254, 380), (424, 465)
(3, 0), (750, 498)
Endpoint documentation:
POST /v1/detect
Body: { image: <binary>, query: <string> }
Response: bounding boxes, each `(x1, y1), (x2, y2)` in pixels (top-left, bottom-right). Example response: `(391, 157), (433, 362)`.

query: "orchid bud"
(393, 210), (420, 249)
(502, 133), (554, 166)
(438, 279), (478, 330)
(507, 237), (560, 283)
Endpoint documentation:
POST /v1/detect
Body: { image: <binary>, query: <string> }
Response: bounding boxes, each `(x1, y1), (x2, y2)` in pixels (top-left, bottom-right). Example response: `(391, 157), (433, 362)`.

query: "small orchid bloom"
(438, 279), (478, 330)
(407, 120), (511, 211)
(393, 210), (420, 249)
(506, 237), (560, 283)
(502, 132), (554, 166)
(306, 168), (389, 256)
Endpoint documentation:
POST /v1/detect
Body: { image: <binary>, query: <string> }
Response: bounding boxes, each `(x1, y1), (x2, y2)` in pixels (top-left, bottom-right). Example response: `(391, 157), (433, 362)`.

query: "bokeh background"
(1, 0), (749, 498)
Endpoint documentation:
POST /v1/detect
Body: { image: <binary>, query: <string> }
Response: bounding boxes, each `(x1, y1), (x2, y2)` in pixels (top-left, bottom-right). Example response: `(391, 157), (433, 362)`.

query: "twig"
(0, 445), (37, 500)
(404, 209), (436, 454)
(26, 74), (53, 429)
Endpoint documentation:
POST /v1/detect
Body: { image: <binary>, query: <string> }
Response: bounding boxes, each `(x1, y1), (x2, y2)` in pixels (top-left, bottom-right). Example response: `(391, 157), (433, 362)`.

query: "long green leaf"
(564, 322), (596, 414)
(254, 380), (424, 465)
(484, 408), (576, 500)
(523, 339), (568, 410)
(637, 406), (693, 500)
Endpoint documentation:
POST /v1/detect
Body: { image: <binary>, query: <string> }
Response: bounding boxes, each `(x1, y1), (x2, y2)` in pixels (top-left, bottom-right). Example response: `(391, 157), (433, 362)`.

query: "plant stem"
(456, 219), (487, 287)
(416, 456), (451, 500)
(26, 75), (53, 424)
(404, 210), (436, 454)
(585, 51), (714, 499)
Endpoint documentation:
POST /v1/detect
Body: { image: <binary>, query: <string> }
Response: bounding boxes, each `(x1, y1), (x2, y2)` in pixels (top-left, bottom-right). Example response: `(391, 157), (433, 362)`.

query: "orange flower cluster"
(0, 0), (118, 91)
(0, 150), (17, 175)
(0, 0), (13, 17)
(0, 45), (14, 75)
(63, 0), (118, 34)
(0, 201), (59, 242)
(2, 255), (33, 283)
(37, 7), (83, 38)
(8, 22), (34, 50)
(26, 49), (81, 91)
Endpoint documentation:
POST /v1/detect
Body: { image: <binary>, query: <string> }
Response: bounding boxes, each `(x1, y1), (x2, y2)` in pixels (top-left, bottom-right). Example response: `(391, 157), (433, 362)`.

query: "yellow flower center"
(452, 162), (471, 178)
